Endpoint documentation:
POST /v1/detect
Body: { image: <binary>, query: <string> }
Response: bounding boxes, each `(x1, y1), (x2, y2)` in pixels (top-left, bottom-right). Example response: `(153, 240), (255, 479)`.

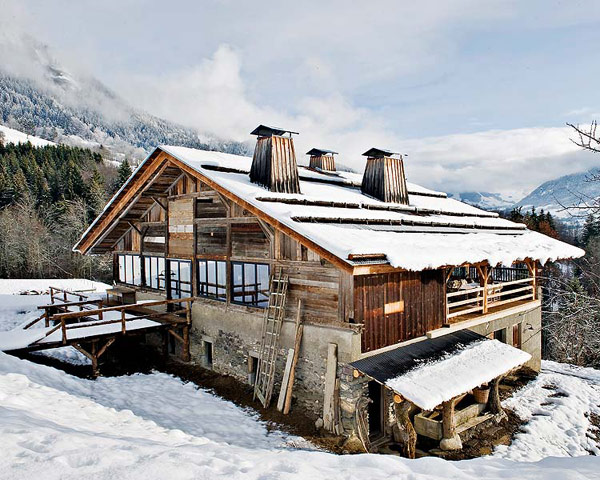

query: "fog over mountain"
(0, 34), (250, 161)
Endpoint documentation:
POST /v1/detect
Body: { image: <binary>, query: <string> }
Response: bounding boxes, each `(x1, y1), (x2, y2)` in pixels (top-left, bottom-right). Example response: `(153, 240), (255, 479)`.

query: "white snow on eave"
(81, 145), (584, 270)
(385, 339), (531, 411)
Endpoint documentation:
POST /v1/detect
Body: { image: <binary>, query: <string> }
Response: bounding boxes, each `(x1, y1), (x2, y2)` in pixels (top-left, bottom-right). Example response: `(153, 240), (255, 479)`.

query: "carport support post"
(440, 396), (462, 451)
(489, 375), (504, 415)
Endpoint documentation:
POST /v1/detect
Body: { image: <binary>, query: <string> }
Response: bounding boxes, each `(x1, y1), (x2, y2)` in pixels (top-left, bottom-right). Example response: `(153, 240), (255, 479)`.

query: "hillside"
(0, 123), (55, 147)
(450, 191), (516, 211)
(514, 168), (600, 226)
(0, 35), (249, 161)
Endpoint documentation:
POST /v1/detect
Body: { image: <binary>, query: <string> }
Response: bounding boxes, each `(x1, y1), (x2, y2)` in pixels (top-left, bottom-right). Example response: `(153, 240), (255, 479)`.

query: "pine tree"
(113, 159), (133, 192)
(87, 168), (106, 217)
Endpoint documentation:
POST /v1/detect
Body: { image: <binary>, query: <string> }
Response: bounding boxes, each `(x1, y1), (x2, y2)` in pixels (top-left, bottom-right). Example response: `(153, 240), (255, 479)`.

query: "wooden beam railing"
(33, 297), (196, 346)
(446, 277), (535, 322)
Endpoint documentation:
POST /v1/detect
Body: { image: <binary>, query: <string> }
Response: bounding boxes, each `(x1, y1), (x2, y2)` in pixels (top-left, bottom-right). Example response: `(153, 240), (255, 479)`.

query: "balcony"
(445, 263), (537, 326)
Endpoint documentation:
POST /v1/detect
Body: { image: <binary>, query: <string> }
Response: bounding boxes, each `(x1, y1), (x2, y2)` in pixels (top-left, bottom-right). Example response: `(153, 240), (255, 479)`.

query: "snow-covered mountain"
(449, 191), (516, 211)
(0, 34), (250, 161)
(513, 168), (600, 226)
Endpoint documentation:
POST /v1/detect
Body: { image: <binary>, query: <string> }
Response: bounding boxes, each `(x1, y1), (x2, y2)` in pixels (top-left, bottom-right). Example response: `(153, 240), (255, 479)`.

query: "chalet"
(73, 125), (583, 455)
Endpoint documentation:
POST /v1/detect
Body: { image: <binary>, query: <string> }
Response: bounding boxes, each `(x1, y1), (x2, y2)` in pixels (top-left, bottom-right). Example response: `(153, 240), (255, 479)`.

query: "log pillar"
(393, 400), (417, 459)
(440, 397), (463, 451)
(489, 376), (504, 415)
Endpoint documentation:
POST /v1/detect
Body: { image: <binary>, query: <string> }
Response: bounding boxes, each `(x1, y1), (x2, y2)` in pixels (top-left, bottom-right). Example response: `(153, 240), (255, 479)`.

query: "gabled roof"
(250, 125), (298, 137)
(74, 145), (585, 271)
(306, 148), (338, 156)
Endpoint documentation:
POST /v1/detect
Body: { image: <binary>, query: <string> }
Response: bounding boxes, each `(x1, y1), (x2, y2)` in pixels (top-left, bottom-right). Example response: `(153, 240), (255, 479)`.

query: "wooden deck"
(5, 287), (196, 376)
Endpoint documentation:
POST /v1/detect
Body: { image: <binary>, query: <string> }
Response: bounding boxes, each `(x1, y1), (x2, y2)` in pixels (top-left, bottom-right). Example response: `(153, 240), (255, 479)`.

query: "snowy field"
(0, 124), (56, 147)
(0, 281), (599, 478)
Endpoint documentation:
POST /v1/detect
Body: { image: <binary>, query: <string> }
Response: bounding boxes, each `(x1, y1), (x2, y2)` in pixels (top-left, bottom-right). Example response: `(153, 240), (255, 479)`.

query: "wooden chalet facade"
(74, 125), (583, 455)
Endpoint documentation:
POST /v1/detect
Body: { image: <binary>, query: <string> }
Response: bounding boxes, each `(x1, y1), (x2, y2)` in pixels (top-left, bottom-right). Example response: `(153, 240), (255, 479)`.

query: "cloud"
(3, 0), (600, 200)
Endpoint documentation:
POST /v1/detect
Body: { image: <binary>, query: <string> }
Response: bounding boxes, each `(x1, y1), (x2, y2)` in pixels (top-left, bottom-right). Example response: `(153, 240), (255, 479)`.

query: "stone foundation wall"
(189, 299), (361, 419)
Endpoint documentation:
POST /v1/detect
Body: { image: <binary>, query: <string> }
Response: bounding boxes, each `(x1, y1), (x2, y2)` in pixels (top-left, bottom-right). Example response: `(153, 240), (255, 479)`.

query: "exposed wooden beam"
(152, 196), (167, 211)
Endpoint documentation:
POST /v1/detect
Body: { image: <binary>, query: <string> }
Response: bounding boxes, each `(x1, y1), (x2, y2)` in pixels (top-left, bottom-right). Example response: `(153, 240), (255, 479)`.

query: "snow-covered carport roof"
(350, 330), (531, 410)
(74, 145), (585, 271)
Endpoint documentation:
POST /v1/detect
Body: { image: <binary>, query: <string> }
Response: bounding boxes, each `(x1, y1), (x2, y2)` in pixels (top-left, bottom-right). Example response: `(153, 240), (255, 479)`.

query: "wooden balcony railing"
(446, 276), (536, 322)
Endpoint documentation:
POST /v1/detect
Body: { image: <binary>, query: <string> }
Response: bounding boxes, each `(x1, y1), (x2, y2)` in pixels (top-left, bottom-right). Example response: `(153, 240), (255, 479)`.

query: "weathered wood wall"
(168, 197), (194, 257)
(355, 270), (445, 352)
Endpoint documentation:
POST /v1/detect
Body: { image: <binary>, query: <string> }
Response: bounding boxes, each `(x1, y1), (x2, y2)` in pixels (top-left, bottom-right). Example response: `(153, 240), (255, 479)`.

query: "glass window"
(117, 254), (142, 286)
(169, 259), (192, 299)
(144, 256), (166, 291)
(232, 262), (270, 308)
(198, 260), (226, 301)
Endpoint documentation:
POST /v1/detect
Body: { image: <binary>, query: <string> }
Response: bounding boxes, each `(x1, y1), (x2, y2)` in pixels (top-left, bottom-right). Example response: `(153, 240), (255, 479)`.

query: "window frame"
(197, 259), (227, 301)
(231, 261), (270, 308)
(168, 258), (193, 299)
(143, 255), (166, 291)
(117, 254), (142, 286)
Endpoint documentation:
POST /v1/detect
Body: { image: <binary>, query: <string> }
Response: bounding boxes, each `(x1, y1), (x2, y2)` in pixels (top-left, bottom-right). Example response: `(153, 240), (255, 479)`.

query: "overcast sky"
(2, 0), (600, 197)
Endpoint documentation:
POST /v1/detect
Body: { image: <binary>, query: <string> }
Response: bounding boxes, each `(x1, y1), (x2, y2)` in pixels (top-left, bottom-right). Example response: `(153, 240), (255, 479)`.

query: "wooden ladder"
(254, 268), (289, 408)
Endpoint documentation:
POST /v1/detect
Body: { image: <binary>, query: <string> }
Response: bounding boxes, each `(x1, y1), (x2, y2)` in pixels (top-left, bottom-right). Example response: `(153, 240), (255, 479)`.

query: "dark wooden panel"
(196, 225), (227, 256)
(195, 195), (228, 218)
(356, 269), (445, 353)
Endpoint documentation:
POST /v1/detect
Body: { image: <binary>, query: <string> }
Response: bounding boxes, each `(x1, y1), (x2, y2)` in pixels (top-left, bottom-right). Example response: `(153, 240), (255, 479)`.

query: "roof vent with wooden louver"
(249, 125), (301, 194)
(360, 148), (409, 205)
(306, 148), (338, 172)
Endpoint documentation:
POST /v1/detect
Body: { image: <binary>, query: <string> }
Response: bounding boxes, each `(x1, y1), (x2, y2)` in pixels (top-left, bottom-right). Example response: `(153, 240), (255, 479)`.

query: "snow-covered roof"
(385, 338), (530, 410)
(351, 330), (531, 410)
(156, 145), (584, 270)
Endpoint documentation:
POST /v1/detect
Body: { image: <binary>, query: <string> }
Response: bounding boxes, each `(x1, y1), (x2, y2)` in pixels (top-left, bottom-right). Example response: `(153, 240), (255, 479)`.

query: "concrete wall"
(468, 304), (542, 371)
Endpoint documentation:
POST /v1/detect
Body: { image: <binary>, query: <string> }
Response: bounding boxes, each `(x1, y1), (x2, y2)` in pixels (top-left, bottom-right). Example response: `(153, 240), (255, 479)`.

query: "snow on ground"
(495, 361), (600, 460)
(0, 291), (598, 478)
(1, 352), (599, 480)
(0, 124), (56, 147)
(0, 278), (110, 295)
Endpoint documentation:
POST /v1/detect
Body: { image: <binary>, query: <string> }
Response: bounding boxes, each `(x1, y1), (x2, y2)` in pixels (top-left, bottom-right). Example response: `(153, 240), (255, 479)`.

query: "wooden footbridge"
(4, 287), (196, 376)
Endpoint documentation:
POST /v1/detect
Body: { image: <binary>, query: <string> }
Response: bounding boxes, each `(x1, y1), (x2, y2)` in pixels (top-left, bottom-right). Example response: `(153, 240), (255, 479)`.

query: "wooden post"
(182, 302), (191, 362)
(477, 265), (489, 314)
(489, 376), (504, 414)
(61, 319), (67, 345)
(162, 329), (169, 362)
(91, 341), (99, 378)
(394, 401), (417, 459)
(98, 300), (103, 320)
(525, 260), (536, 300)
(277, 349), (295, 412)
(323, 343), (338, 432)
(283, 300), (303, 414)
(50, 287), (55, 304)
(121, 309), (126, 334)
(440, 397), (462, 451)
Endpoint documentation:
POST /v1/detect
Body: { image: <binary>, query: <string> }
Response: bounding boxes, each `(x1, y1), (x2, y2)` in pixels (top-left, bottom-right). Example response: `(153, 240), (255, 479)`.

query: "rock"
(479, 446), (493, 456)
(440, 435), (463, 451)
(315, 417), (324, 430)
